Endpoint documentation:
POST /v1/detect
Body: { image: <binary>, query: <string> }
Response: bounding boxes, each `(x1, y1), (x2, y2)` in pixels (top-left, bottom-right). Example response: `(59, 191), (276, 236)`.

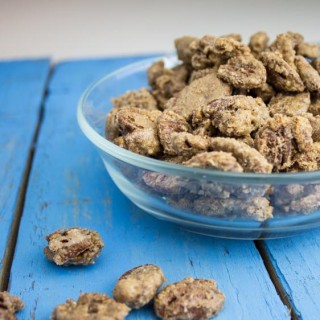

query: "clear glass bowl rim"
(77, 55), (320, 185)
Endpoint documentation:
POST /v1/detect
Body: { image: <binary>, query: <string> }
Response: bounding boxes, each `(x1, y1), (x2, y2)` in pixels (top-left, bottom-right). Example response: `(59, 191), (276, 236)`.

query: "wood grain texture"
(0, 60), (50, 284)
(263, 233), (320, 320)
(9, 57), (289, 319)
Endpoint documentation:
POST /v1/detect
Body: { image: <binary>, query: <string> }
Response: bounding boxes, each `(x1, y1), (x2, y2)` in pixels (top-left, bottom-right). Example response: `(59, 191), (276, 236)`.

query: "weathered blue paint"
(0, 60), (50, 276)
(264, 232), (320, 320)
(8, 57), (289, 320)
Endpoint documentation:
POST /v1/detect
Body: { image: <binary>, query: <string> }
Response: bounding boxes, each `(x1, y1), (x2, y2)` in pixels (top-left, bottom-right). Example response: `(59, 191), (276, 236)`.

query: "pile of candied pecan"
(106, 32), (320, 220)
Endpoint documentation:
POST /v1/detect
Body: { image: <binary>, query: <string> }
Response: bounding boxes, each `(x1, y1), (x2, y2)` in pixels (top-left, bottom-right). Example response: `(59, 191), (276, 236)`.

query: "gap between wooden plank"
(0, 67), (53, 291)
(255, 241), (299, 320)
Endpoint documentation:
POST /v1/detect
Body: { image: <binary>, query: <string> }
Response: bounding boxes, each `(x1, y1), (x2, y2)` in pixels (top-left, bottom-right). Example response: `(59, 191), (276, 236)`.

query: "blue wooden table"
(0, 56), (319, 320)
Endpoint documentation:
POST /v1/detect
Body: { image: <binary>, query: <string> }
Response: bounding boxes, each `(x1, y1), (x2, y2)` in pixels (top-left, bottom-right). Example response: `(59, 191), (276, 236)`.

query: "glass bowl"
(77, 55), (320, 239)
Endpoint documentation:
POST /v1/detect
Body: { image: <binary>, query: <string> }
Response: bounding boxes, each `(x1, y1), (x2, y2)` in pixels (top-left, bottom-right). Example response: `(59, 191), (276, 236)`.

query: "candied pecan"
(168, 72), (232, 120)
(217, 55), (267, 89)
(268, 33), (296, 67)
(295, 55), (320, 92)
(290, 150), (319, 172)
(193, 196), (273, 221)
(251, 82), (275, 103)
(154, 277), (225, 320)
(52, 293), (130, 320)
(157, 110), (191, 155)
(116, 107), (161, 134)
(203, 96), (269, 137)
(148, 60), (165, 86)
(44, 228), (104, 266)
(255, 114), (313, 171)
(189, 35), (221, 70)
(142, 172), (186, 195)
(183, 151), (243, 172)
(191, 107), (216, 137)
(113, 264), (166, 309)
(286, 32), (304, 47)
(308, 95), (320, 116)
(106, 108), (121, 140)
(147, 61), (188, 108)
(152, 72), (187, 109)
(268, 92), (310, 116)
(312, 58), (320, 74)
(260, 52), (305, 92)
(168, 132), (209, 157)
(209, 36), (251, 59)
(296, 42), (320, 59)
(124, 128), (162, 156)
(272, 184), (307, 207)
(291, 116), (314, 151)
(0, 292), (24, 315)
(249, 31), (269, 57)
(210, 137), (272, 173)
(277, 185), (320, 213)
(174, 36), (198, 64)
(305, 113), (320, 141)
(107, 89), (159, 140)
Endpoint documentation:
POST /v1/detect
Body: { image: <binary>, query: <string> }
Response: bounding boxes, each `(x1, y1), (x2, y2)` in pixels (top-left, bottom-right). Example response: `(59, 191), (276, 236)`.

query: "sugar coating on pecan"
(113, 264), (166, 309)
(0, 292), (24, 316)
(217, 55), (267, 89)
(255, 114), (313, 171)
(203, 96), (269, 137)
(296, 42), (320, 59)
(268, 92), (310, 116)
(249, 31), (269, 56)
(194, 196), (273, 221)
(183, 151), (243, 172)
(44, 228), (104, 266)
(168, 72), (232, 120)
(210, 137), (272, 173)
(260, 52), (305, 92)
(51, 293), (130, 320)
(154, 277), (225, 320)
(295, 55), (320, 92)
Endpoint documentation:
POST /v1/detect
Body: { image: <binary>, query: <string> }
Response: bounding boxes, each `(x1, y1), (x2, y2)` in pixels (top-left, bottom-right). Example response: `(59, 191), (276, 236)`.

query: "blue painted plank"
(264, 232), (320, 319)
(9, 58), (289, 320)
(0, 60), (50, 276)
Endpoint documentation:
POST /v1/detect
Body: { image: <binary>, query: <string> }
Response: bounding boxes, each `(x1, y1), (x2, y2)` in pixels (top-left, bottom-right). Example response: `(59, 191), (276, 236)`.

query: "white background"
(1, 0), (319, 61)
